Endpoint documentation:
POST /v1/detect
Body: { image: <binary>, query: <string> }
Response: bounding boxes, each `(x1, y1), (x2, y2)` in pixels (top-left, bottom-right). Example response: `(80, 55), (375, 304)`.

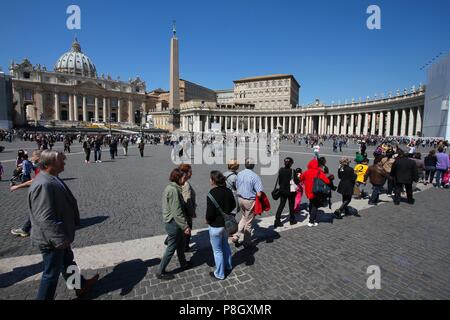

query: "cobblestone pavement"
(0, 140), (391, 258)
(0, 185), (449, 300)
(1, 139), (448, 300)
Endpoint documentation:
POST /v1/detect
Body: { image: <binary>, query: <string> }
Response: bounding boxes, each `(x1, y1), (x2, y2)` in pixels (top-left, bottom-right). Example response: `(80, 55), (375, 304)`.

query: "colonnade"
(180, 106), (423, 136)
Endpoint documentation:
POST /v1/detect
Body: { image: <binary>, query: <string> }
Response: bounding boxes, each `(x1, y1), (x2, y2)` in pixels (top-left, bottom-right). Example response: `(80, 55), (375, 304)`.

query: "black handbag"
(271, 174), (281, 200)
(207, 193), (238, 235)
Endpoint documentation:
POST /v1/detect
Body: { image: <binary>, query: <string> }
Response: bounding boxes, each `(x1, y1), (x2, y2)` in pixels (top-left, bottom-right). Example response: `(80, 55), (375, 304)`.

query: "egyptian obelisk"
(169, 21), (180, 131)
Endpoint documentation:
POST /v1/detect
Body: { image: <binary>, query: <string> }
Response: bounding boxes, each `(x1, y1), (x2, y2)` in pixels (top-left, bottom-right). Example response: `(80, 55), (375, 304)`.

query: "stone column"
(310, 116), (314, 134)
(259, 117), (262, 133)
(73, 95), (78, 121)
(400, 109), (407, 136)
(94, 97), (99, 122)
(393, 110), (399, 136)
(117, 99), (122, 123)
(54, 93), (60, 121)
(371, 112), (376, 135)
(408, 108), (415, 136)
(416, 107), (422, 135)
(329, 115), (334, 135)
(336, 115), (341, 135)
(127, 100), (133, 124)
(294, 116), (298, 134)
(363, 114), (369, 135)
(342, 115), (348, 135)
(68, 94), (73, 121)
(82, 96), (87, 122)
(219, 116), (223, 132)
(265, 117), (268, 133)
(349, 114), (355, 135)
(379, 112), (384, 136)
(385, 111), (391, 136)
(357, 114), (362, 135)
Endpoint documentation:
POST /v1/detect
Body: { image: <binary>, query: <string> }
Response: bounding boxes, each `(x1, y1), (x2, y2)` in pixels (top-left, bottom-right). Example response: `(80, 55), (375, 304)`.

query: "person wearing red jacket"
(300, 158), (331, 227)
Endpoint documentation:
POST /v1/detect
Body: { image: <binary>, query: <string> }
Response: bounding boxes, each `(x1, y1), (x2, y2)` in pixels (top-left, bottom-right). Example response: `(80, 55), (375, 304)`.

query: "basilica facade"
(9, 39), (157, 128)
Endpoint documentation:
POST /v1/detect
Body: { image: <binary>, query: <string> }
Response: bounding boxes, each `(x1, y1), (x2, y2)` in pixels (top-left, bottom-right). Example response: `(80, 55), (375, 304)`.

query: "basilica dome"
(54, 39), (97, 78)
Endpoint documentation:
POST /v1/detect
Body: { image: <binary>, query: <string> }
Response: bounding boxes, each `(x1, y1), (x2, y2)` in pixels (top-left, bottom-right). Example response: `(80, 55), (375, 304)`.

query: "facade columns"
(54, 93), (60, 121)
(68, 94), (73, 121)
(416, 107), (422, 135)
(294, 116), (298, 134)
(310, 116), (314, 134)
(400, 109), (407, 136)
(329, 115), (334, 135)
(342, 115), (347, 135)
(219, 116), (223, 132)
(225, 116), (228, 132)
(408, 108), (415, 136)
(371, 112), (376, 135)
(363, 114), (369, 135)
(73, 95), (78, 121)
(336, 115), (341, 135)
(82, 96), (87, 122)
(104, 98), (108, 123)
(264, 117), (268, 133)
(349, 114), (355, 135)
(357, 114), (362, 135)
(94, 97), (99, 122)
(127, 100), (133, 124)
(393, 110), (399, 136)
(117, 99), (122, 123)
(379, 112), (384, 136)
(385, 111), (391, 136)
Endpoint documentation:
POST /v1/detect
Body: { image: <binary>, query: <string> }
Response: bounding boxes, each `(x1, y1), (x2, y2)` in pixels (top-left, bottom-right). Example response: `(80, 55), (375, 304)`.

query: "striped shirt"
(236, 169), (263, 200)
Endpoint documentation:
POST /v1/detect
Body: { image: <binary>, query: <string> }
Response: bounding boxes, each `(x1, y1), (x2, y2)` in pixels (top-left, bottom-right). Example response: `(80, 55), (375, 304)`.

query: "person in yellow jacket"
(354, 158), (369, 199)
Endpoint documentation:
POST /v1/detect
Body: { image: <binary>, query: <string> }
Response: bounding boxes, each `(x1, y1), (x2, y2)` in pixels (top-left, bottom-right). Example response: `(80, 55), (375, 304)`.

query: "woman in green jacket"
(156, 168), (193, 280)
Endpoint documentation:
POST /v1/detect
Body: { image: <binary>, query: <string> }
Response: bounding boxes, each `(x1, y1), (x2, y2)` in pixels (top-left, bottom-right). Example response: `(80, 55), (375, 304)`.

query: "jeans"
(435, 169), (446, 187)
(37, 247), (84, 300)
(275, 193), (296, 223)
(123, 147), (128, 156)
(157, 219), (187, 275)
(369, 184), (383, 204)
(139, 149), (144, 157)
(209, 226), (232, 280)
(94, 149), (101, 161)
(110, 150), (115, 160)
(424, 166), (436, 183)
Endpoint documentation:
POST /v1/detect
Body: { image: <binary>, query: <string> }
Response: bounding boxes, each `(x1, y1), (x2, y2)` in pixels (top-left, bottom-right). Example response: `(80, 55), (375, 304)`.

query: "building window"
(24, 90), (33, 101)
(23, 72), (31, 79)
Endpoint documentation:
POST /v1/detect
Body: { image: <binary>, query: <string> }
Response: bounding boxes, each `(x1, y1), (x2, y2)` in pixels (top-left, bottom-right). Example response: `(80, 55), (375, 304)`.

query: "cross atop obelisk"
(169, 21), (180, 131)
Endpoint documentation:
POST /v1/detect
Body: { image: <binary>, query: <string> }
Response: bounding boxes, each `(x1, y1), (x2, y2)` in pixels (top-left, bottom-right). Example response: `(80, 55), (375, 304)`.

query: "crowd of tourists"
(2, 128), (450, 300)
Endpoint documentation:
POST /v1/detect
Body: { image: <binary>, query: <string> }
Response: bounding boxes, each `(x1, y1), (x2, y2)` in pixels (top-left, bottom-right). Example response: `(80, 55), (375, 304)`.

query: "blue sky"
(1, 0), (449, 105)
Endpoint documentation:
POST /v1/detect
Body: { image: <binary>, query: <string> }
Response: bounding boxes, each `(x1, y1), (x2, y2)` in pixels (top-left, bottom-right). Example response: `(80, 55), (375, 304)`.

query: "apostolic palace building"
(2, 27), (448, 139)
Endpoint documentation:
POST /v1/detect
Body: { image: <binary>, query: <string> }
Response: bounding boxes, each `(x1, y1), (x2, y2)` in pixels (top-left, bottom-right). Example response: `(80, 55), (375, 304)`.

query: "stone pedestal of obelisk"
(169, 23), (180, 131)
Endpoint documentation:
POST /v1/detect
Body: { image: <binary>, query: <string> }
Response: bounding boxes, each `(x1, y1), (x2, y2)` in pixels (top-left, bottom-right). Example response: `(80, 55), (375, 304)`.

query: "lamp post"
(188, 116), (194, 159)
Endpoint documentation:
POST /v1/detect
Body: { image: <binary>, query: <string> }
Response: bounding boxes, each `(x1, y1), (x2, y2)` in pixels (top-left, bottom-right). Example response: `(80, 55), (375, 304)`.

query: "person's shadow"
(77, 216), (109, 230)
(80, 258), (160, 300)
(0, 261), (44, 288)
(232, 246), (259, 268)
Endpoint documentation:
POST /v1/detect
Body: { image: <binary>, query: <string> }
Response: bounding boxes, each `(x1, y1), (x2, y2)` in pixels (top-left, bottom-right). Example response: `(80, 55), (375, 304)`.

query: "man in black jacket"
(390, 152), (419, 205)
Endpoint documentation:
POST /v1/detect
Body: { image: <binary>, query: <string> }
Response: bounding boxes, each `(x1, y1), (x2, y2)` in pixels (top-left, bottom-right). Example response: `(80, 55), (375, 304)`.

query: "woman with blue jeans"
(206, 171), (236, 280)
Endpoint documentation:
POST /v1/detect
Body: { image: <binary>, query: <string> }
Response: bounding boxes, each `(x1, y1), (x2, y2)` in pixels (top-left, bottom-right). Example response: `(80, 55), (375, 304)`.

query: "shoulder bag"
(207, 193), (238, 235)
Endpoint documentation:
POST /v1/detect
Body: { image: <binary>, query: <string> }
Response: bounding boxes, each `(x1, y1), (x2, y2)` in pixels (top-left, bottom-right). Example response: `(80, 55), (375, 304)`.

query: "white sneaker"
(314, 223), (319, 227)
(307, 223), (314, 227)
